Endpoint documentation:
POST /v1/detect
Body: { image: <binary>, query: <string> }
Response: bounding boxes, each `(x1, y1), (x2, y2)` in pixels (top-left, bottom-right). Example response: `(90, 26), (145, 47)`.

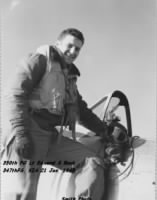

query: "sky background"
(1, 0), (156, 140)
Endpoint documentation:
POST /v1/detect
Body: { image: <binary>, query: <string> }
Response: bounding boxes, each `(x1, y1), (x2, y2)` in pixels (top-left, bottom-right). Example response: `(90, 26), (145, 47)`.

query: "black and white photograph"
(1, 1), (156, 200)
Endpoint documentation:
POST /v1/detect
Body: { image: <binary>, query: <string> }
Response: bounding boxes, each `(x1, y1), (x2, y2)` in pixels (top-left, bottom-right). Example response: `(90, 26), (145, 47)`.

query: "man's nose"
(70, 47), (76, 54)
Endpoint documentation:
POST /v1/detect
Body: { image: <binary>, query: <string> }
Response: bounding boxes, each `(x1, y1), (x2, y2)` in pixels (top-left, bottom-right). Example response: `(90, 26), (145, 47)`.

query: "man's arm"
(77, 92), (109, 140)
(9, 53), (47, 158)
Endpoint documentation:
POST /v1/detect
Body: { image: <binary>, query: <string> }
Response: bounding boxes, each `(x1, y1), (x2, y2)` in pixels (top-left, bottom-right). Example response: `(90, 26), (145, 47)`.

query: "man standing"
(2, 28), (109, 200)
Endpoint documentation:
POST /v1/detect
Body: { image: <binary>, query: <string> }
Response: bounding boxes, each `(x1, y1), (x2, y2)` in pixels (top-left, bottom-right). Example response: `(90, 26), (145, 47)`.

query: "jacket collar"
(51, 45), (80, 77)
(36, 45), (80, 77)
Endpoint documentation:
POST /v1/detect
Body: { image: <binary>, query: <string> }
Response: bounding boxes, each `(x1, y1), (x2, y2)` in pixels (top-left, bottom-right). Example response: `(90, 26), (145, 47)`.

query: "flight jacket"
(9, 46), (108, 140)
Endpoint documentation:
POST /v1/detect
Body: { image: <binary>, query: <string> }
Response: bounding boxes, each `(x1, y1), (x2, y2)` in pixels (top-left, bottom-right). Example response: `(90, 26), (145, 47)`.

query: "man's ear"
(55, 40), (61, 48)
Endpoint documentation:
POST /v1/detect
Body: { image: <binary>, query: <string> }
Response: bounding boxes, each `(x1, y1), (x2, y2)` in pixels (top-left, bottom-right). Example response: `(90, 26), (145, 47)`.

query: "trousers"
(1, 117), (107, 200)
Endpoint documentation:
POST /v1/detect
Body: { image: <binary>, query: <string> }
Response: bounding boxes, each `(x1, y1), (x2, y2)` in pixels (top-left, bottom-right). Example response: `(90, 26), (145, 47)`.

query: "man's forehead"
(60, 34), (83, 47)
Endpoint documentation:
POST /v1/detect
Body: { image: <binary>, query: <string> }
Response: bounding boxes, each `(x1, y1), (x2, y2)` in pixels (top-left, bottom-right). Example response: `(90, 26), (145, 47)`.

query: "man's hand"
(15, 135), (33, 159)
(98, 123), (114, 143)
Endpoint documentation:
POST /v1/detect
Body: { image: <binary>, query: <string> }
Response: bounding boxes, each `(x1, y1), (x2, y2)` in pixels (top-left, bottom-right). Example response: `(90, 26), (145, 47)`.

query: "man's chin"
(65, 58), (75, 64)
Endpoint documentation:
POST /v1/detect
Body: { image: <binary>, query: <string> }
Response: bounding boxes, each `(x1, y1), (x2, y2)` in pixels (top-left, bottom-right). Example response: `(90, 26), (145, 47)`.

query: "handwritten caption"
(2, 160), (76, 173)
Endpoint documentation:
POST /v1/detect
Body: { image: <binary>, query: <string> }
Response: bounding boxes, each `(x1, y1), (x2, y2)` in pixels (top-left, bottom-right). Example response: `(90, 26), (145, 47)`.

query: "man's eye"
(75, 47), (80, 52)
(67, 44), (73, 49)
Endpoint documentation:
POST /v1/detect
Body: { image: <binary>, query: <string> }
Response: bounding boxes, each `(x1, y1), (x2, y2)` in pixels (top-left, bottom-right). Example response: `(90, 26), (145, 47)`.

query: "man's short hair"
(58, 28), (85, 44)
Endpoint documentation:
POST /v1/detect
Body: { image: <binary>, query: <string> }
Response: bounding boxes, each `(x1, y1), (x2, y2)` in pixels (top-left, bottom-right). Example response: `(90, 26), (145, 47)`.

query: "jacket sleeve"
(77, 91), (108, 139)
(9, 54), (47, 137)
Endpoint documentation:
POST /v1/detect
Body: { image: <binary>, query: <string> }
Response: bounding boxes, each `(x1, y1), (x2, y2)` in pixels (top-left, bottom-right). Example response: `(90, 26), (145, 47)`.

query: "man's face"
(56, 35), (83, 64)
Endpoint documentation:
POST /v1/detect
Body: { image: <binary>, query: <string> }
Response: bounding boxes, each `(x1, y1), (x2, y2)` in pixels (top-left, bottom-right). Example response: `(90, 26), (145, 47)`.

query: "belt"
(28, 107), (63, 116)
(28, 107), (42, 114)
